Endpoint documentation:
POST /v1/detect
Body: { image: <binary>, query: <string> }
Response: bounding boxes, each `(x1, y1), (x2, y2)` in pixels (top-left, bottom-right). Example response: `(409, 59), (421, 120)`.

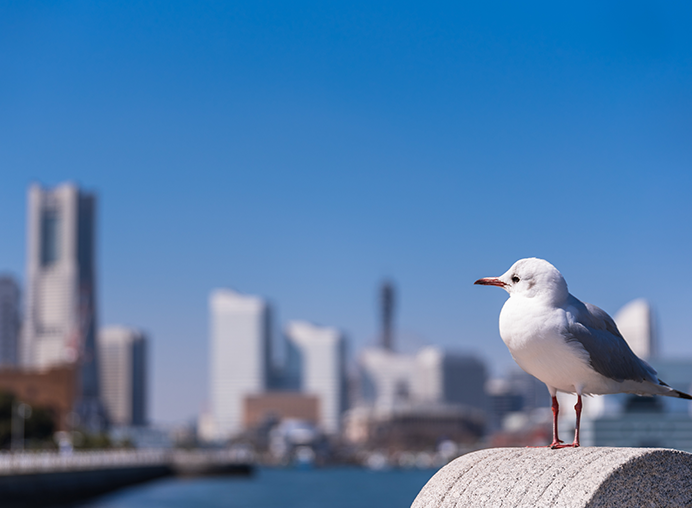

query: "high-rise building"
(209, 289), (272, 440)
(0, 275), (20, 367)
(359, 347), (416, 408)
(285, 320), (347, 434)
(380, 280), (395, 351)
(360, 346), (487, 412)
(98, 326), (147, 426)
(351, 347), (488, 448)
(22, 182), (102, 427)
(414, 347), (487, 411)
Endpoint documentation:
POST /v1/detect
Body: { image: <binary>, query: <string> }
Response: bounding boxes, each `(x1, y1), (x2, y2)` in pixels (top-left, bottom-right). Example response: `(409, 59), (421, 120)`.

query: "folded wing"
(564, 296), (658, 384)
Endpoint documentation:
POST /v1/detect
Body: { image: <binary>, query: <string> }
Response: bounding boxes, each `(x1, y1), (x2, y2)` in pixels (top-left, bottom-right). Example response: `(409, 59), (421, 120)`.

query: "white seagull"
(475, 257), (692, 449)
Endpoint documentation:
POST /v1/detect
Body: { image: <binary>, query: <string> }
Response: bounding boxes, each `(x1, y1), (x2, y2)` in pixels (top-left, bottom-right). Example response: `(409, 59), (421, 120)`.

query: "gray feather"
(563, 295), (658, 384)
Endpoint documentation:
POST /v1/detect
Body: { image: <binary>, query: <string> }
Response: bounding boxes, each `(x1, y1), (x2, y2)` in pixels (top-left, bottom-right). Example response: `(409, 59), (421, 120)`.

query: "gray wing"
(563, 295), (658, 384)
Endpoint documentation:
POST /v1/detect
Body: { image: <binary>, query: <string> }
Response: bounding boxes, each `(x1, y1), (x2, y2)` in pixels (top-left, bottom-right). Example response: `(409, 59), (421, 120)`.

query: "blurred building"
(613, 298), (657, 360)
(344, 403), (485, 451)
(415, 347), (487, 410)
(360, 346), (487, 412)
(98, 326), (147, 426)
(380, 280), (395, 351)
(243, 392), (319, 429)
(350, 346), (488, 450)
(109, 425), (172, 449)
(0, 365), (77, 430)
(22, 183), (103, 429)
(0, 275), (20, 367)
(284, 321), (347, 434)
(359, 348), (415, 408)
(208, 289), (272, 440)
(486, 370), (550, 432)
(268, 419), (326, 466)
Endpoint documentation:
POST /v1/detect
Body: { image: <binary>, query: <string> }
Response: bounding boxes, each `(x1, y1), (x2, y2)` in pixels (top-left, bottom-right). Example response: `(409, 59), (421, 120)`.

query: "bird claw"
(550, 442), (580, 449)
(527, 438), (565, 449)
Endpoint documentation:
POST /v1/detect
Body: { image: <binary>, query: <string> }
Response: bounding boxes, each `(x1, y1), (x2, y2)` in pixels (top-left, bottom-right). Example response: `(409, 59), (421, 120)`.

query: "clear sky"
(1, 1), (691, 424)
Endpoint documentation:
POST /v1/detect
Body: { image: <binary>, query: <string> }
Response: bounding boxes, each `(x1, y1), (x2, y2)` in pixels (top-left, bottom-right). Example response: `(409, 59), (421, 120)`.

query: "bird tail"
(658, 381), (692, 400)
(672, 389), (692, 400)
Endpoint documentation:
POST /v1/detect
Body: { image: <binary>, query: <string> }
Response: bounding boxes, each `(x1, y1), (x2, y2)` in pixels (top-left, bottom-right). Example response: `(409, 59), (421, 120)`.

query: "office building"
(359, 348), (416, 408)
(98, 326), (147, 426)
(414, 347), (487, 411)
(360, 346), (487, 411)
(285, 320), (347, 434)
(22, 183), (102, 426)
(0, 275), (20, 367)
(353, 346), (488, 448)
(244, 392), (320, 429)
(209, 289), (272, 440)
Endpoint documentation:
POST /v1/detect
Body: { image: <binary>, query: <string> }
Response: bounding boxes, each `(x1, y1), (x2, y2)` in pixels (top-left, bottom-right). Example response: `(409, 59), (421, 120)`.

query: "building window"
(41, 209), (61, 266)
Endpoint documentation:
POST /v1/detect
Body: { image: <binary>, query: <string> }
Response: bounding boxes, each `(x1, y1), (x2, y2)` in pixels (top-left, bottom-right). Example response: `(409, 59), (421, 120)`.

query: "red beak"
(474, 277), (507, 288)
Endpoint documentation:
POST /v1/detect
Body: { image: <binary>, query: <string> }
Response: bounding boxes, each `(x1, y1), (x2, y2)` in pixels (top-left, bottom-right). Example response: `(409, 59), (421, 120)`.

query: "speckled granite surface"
(411, 447), (692, 508)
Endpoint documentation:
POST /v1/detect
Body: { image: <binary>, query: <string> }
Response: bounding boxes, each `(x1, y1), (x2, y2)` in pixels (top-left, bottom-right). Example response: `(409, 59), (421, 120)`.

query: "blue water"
(79, 467), (437, 508)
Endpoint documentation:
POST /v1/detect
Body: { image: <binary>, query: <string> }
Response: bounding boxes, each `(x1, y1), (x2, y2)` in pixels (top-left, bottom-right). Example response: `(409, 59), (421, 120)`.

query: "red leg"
(572, 394), (582, 447)
(551, 394), (582, 449)
(549, 396), (564, 448)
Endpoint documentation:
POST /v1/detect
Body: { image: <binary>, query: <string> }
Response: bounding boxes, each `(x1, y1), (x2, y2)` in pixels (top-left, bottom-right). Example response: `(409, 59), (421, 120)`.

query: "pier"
(0, 449), (253, 507)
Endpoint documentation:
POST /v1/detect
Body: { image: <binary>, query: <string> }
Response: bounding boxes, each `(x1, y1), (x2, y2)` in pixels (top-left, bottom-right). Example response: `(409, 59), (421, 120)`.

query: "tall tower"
(98, 326), (147, 426)
(23, 183), (101, 426)
(380, 280), (395, 351)
(285, 320), (347, 434)
(0, 275), (20, 367)
(209, 289), (272, 440)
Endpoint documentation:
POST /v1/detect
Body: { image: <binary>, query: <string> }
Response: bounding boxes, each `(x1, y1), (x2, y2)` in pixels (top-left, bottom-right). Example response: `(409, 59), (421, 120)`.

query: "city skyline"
(1, 2), (691, 424)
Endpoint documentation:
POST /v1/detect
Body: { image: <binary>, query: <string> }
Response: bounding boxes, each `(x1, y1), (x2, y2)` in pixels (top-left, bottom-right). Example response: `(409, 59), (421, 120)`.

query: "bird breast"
(498, 296), (595, 393)
(498, 296), (562, 352)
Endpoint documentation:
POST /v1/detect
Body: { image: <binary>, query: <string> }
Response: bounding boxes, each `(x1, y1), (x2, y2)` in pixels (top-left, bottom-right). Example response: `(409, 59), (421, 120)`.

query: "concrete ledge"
(411, 447), (692, 508)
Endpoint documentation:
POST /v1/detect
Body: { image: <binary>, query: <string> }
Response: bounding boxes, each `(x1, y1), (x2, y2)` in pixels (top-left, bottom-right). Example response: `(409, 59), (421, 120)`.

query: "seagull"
(475, 257), (692, 449)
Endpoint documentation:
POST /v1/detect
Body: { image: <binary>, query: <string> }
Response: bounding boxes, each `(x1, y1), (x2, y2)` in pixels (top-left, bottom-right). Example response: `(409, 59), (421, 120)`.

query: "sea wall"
(0, 464), (171, 507)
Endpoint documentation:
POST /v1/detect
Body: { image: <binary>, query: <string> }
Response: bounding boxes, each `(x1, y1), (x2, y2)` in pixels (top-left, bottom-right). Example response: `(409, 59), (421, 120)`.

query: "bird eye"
(511, 276), (520, 284)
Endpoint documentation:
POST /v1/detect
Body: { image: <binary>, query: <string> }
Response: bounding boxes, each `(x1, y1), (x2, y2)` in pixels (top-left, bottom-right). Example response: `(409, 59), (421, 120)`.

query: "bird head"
(474, 257), (568, 302)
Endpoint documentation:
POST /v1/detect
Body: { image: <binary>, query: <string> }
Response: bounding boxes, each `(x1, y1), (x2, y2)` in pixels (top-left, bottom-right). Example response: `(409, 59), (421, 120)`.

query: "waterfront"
(79, 467), (437, 508)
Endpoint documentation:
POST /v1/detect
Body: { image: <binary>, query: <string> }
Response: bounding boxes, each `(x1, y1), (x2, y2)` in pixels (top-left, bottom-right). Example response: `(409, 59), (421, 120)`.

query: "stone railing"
(411, 447), (692, 507)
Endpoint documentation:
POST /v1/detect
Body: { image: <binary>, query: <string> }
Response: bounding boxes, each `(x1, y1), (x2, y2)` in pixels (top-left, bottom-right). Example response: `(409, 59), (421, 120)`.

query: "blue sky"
(1, 1), (691, 423)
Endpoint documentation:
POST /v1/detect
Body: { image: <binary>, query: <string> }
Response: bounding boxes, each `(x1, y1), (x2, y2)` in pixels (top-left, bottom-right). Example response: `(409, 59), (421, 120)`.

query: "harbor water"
(79, 467), (437, 508)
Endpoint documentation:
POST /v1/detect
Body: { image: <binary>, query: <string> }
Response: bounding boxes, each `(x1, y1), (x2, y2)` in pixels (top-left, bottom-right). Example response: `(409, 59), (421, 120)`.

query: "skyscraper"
(0, 275), (20, 367)
(285, 320), (347, 434)
(380, 280), (395, 351)
(209, 289), (272, 440)
(22, 183), (102, 426)
(98, 326), (147, 426)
